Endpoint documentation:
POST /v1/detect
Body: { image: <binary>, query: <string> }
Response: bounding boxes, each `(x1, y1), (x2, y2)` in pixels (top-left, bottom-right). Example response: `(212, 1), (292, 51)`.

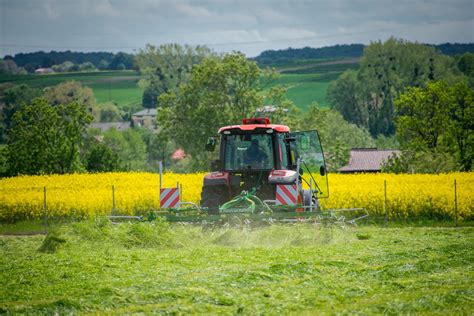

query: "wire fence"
(1, 175), (471, 235)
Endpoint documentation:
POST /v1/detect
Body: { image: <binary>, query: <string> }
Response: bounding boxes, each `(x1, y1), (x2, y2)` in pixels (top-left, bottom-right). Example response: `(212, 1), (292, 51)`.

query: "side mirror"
(205, 137), (216, 151)
(320, 165), (326, 176)
(299, 167), (304, 176)
(284, 137), (296, 143)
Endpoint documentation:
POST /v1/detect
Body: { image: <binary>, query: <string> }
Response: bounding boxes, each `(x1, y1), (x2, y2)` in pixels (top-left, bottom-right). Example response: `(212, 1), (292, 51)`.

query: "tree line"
(328, 38), (473, 172)
(1, 51), (135, 74)
(254, 42), (474, 67)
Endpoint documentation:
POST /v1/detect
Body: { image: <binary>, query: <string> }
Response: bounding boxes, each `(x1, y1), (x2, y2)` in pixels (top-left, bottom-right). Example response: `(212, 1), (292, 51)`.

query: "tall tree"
(135, 44), (214, 108)
(108, 52), (134, 70)
(157, 52), (262, 170)
(329, 38), (463, 137)
(327, 70), (367, 127)
(7, 98), (93, 175)
(1, 84), (42, 143)
(44, 81), (97, 119)
(395, 80), (473, 171)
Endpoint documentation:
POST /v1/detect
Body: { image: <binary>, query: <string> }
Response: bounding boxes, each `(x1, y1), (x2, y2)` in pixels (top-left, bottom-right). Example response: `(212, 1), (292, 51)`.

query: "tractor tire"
(200, 185), (228, 214)
(302, 189), (319, 211)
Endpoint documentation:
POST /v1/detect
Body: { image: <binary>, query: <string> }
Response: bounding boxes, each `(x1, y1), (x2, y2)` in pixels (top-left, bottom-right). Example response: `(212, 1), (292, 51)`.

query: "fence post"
(159, 161), (163, 192)
(43, 186), (48, 233)
(384, 180), (388, 225)
(112, 185), (116, 214)
(454, 179), (458, 227)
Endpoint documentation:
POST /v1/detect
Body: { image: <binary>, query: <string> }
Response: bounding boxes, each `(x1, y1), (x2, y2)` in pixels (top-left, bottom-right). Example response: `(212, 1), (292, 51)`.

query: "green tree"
(86, 141), (119, 172)
(330, 38), (462, 137)
(98, 102), (123, 122)
(295, 104), (375, 171)
(44, 81), (97, 110)
(7, 98), (93, 175)
(0, 59), (18, 74)
(327, 70), (367, 127)
(52, 61), (75, 73)
(1, 84), (42, 143)
(103, 128), (147, 170)
(98, 59), (110, 70)
(157, 52), (262, 170)
(135, 44), (214, 108)
(395, 80), (473, 171)
(263, 85), (300, 128)
(456, 52), (474, 86)
(108, 52), (134, 70)
(79, 62), (97, 72)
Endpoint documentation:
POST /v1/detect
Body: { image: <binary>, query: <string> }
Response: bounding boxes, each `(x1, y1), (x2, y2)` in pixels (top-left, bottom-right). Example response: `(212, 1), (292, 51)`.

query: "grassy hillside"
(1, 222), (472, 314)
(0, 71), (144, 108)
(0, 58), (359, 111)
(263, 58), (359, 110)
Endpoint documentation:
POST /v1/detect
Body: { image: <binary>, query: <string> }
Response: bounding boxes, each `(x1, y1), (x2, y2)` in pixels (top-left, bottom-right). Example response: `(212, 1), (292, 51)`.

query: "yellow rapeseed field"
(0, 172), (472, 221)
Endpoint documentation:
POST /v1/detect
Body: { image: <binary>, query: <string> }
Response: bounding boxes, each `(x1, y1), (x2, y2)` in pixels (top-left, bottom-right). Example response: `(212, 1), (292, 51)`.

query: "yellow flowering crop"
(317, 173), (473, 220)
(0, 172), (472, 221)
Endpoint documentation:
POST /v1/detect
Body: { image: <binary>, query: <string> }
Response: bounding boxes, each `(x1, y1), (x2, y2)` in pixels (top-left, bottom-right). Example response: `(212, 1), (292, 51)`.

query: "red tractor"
(201, 117), (328, 214)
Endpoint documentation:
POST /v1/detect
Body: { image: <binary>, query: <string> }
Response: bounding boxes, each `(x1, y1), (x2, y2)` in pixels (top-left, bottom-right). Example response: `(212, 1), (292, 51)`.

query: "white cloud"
(43, 1), (59, 18)
(175, 2), (212, 18)
(94, 0), (121, 17)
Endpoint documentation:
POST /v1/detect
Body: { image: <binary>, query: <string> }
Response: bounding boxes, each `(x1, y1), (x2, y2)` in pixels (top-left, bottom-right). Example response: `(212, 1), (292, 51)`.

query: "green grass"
(0, 71), (144, 108)
(1, 220), (473, 314)
(263, 73), (334, 109)
(0, 58), (357, 111)
(285, 81), (332, 111)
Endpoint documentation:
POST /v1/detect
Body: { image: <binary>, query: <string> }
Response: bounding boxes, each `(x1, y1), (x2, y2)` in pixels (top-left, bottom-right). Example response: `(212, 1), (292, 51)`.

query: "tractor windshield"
(224, 133), (274, 171)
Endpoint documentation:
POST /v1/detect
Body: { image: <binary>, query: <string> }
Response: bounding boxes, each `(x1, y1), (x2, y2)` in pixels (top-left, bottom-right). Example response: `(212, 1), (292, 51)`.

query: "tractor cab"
(201, 117), (328, 212)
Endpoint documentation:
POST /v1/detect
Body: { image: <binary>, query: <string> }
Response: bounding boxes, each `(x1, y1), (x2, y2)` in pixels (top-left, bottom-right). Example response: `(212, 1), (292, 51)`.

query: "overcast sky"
(1, 0), (473, 57)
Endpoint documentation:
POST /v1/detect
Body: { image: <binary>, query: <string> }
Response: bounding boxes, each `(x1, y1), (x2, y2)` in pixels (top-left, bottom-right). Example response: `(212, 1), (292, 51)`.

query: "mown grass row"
(0, 220), (472, 314)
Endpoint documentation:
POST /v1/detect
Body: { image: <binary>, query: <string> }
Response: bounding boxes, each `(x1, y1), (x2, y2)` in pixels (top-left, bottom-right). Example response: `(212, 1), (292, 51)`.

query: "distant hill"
(429, 43), (474, 56)
(254, 43), (474, 67)
(254, 44), (365, 67)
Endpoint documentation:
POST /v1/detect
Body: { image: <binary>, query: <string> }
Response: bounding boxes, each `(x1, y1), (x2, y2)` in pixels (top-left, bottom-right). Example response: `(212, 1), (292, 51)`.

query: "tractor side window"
(278, 133), (289, 170)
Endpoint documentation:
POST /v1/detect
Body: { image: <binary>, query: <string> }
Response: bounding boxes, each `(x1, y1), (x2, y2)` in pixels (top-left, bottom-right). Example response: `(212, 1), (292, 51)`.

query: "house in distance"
(131, 108), (157, 129)
(339, 148), (401, 173)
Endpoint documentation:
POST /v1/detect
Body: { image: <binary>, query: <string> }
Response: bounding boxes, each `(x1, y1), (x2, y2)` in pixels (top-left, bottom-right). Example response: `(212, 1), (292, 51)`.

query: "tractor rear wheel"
(200, 185), (228, 214)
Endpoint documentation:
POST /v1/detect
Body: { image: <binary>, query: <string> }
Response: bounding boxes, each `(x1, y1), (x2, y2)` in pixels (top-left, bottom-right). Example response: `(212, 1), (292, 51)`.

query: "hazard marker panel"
(276, 184), (297, 205)
(160, 188), (180, 208)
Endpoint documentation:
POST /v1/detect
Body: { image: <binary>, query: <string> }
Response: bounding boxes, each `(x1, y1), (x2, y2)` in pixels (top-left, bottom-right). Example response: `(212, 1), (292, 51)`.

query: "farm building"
(254, 105), (288, 117)
(339, 148), (401, 173)
(34, 68), (54, 74)
(132, 108), (157, 129)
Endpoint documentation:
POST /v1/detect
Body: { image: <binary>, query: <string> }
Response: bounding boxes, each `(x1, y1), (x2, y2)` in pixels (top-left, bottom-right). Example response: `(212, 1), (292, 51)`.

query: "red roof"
(171, 149), (185, 160)
(339, 148), (401, 173)
(218, 124), (289, 133)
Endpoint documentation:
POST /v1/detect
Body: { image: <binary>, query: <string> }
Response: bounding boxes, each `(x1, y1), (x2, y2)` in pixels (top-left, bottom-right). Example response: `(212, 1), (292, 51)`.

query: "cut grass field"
(1, 220), (472, 314)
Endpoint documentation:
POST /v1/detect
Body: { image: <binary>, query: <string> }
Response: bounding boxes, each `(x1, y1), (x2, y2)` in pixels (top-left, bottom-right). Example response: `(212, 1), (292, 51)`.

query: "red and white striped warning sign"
(160, 188), (180, 208)
(276, 184), (298, 205)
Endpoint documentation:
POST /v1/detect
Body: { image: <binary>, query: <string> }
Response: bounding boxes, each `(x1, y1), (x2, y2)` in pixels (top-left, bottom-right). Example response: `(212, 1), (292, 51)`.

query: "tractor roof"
(218, 124), (289, 134)
(218, 117), (289, 134)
